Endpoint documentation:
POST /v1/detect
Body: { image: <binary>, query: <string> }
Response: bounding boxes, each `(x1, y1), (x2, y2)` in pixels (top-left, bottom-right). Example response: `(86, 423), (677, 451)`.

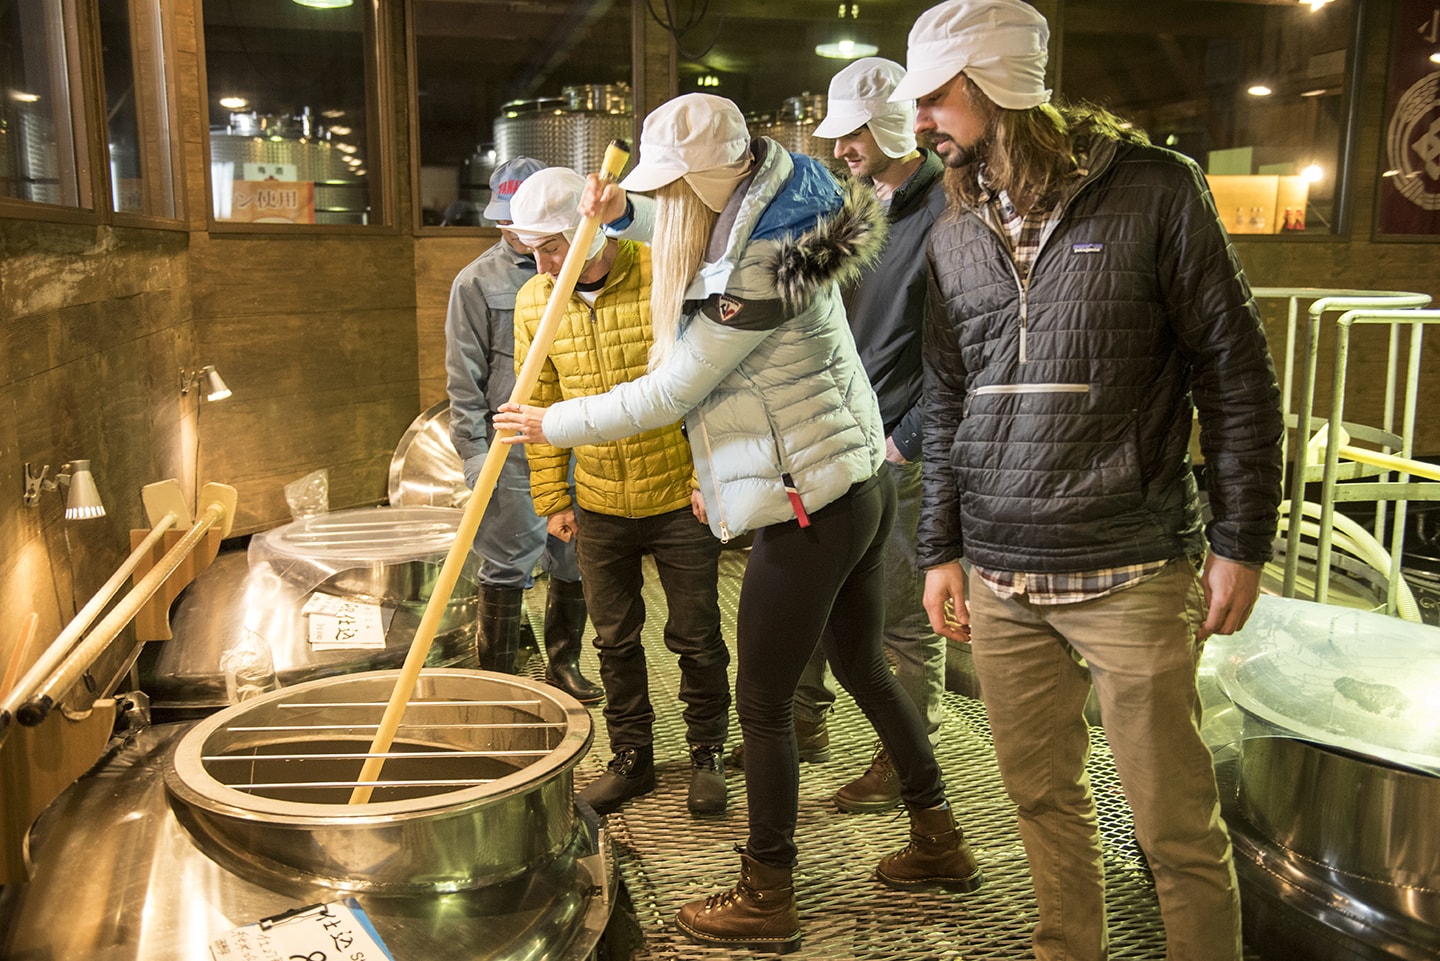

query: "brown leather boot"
(728, 713), (831, 768)
(676, 849), (801, 953)
(833, 743), (901, 813)
(876, 804), (984, 893)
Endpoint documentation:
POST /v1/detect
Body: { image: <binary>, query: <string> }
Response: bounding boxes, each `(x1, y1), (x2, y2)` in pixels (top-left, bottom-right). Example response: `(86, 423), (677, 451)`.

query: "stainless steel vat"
(1210, 595), (1440, 960)
(166, 670), (592, 893)
(0, 671), (613, 961)
(139, 506), (480, 714)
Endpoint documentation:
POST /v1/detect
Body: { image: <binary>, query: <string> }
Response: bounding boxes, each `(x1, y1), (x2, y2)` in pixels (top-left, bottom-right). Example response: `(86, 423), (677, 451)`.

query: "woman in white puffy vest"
(496, 93), (984, 954)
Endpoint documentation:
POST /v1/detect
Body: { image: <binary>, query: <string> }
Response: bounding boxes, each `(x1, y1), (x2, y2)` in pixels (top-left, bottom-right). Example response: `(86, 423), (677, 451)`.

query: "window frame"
(196, 0), (397, 235)
(0, 0), (99, 223)
(101, 0), (187, 229)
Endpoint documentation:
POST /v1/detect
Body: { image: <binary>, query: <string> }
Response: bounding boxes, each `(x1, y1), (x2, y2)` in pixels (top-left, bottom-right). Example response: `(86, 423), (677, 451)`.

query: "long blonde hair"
(647, 179), (719, 371)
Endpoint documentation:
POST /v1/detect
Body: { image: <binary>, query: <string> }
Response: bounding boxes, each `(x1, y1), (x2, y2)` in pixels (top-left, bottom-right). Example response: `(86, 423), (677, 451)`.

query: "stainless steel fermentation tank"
(1208, 596), (1440, 961)
(493, 85), (633, 178)
(0, 671), (613, 960)
(491, 84), (838, 182)
(210, 110), (368, 224)
(751, 92), (838, 169)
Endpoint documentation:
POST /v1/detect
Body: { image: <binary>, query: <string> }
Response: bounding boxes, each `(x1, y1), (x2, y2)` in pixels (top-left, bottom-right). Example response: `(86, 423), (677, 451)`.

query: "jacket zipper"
(693, 405), (731, 543)
(976, 162), (1106, 368)
(579, 294), (634, 517)
(972, 383), (1090, 395)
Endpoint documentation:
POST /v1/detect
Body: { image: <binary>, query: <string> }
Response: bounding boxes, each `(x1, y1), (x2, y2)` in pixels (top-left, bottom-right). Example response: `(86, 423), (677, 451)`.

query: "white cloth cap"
(620, 94), (751, 193)
(890, 0), (1052, 110)
(509, 167), (605, 260)
(814, 58), (918, 158)
(483, 156), (545, 221)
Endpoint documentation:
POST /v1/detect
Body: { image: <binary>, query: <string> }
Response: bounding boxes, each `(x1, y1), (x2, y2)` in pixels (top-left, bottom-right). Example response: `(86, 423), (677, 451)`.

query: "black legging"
(736, 471), (946, 868)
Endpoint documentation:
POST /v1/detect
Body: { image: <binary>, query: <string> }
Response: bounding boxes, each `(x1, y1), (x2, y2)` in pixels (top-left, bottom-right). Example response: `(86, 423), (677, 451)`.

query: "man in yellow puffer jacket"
(509, 167), (730, 818)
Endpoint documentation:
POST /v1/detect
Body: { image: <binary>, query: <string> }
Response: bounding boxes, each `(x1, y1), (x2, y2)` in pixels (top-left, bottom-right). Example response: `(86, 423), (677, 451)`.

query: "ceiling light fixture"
(1247, 84), (1273, 97)
(292, 0), (353, 8)
(816, 2), (879, 60)
(219, 96), (248, 110)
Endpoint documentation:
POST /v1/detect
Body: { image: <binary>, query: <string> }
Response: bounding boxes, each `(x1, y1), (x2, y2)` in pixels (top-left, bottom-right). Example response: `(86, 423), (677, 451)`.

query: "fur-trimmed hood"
(770, 179), (889, 316)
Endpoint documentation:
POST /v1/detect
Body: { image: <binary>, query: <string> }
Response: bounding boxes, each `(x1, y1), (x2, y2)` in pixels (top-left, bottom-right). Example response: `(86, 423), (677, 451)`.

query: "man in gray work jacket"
(444, 156), (602, 702)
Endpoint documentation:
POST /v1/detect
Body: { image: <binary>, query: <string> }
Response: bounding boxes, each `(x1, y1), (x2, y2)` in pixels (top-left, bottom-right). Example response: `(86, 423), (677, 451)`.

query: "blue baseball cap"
(484, 156), (546, 222)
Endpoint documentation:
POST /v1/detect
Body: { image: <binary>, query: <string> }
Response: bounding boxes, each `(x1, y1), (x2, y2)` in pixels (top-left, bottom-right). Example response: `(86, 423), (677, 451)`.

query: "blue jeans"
(572, 504), (728, 750)
(464, 446), (580, 588)
(793, 458), (946, 743)
(736, 473), (945, 868)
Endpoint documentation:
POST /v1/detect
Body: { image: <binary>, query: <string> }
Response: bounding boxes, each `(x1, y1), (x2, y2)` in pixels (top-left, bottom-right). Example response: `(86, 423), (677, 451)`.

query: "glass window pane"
(411, 0), (633, 227)
(1056, 0), (1356, 235)
(671, 1), (1358, 237)
(202, 0), (376, 225)
(99, 0), (179, 219)
(0, 0), (89, 208)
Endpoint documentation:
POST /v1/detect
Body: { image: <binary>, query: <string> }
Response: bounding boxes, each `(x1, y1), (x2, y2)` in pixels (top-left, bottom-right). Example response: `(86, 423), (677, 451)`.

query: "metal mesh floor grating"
(522, 549), (1237, 961)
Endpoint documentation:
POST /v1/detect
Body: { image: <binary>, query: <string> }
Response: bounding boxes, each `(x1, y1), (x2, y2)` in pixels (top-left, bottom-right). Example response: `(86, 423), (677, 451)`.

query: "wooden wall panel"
(415, 235), (489, 409)
(187, 233), (421, 533)
(0, 222), (192, 689)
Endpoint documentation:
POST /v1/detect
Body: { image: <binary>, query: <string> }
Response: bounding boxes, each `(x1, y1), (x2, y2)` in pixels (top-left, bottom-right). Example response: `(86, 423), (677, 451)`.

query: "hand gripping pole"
(349, 141), (631, 803)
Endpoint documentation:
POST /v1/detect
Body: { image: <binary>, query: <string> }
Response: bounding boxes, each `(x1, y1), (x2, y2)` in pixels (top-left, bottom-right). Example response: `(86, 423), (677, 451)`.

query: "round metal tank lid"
(1212, 594), (1440, 775)
(386, 400), (469, 508)
(254, 505), (464, 566)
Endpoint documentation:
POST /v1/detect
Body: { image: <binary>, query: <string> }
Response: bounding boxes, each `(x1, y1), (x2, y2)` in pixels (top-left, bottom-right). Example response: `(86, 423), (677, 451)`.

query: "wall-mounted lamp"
(181, 365), (233, 402)
(23, 460), (107, 519)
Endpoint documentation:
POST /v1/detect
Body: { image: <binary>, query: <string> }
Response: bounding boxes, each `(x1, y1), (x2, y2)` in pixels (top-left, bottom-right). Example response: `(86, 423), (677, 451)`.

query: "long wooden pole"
(349, 141), (631, 803)
(0, 515), (178, 742)
(15, 501), (230, 727)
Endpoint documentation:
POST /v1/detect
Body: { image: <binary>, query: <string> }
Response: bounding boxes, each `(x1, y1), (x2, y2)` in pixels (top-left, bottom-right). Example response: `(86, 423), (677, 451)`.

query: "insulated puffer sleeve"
(1157, 154), (1283, 565)
(918, 262), (967, 569)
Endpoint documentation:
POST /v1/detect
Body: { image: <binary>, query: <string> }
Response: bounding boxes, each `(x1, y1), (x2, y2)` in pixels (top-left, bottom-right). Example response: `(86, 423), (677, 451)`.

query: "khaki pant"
(968, 559), (1242, 961)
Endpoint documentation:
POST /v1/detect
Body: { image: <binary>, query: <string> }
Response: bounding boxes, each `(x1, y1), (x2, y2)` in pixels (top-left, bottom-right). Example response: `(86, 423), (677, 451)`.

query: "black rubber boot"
(476, 585), (522, 674)
(577, 745), (656, 816)
(515, 611), (540, 673)
(544, 578), (603, 703)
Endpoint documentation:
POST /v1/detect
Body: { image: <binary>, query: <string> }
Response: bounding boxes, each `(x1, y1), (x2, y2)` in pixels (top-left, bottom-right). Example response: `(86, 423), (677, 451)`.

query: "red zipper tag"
(782, 473), (811, 528)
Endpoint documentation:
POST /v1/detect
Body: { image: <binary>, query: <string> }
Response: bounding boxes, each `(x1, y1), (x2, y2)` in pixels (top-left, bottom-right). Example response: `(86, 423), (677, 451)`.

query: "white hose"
(1278, 499), (1421, 621)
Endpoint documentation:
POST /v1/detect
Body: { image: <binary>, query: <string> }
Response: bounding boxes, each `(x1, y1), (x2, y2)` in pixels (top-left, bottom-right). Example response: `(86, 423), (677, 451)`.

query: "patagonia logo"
(713, 294), (745, 322)
(1071, 242), (1104, 254)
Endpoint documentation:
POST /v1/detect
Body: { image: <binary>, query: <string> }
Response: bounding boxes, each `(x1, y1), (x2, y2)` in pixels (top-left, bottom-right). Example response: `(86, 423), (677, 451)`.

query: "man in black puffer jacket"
(894, 2), (1283, 961)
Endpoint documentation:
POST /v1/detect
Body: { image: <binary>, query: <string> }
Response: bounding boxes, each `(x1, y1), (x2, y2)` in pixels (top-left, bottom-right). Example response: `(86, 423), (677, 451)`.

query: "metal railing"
(1253, 288), (1440, 616)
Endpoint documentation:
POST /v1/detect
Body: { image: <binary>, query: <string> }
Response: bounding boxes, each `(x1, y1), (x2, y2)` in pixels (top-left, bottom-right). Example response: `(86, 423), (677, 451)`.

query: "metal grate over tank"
(164, 669), (593, 894)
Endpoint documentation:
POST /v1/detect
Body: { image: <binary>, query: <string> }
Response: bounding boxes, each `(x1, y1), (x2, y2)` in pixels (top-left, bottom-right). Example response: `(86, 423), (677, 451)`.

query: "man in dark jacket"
(895, 2), (1283, 960)
(785, 56), (954, 814)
